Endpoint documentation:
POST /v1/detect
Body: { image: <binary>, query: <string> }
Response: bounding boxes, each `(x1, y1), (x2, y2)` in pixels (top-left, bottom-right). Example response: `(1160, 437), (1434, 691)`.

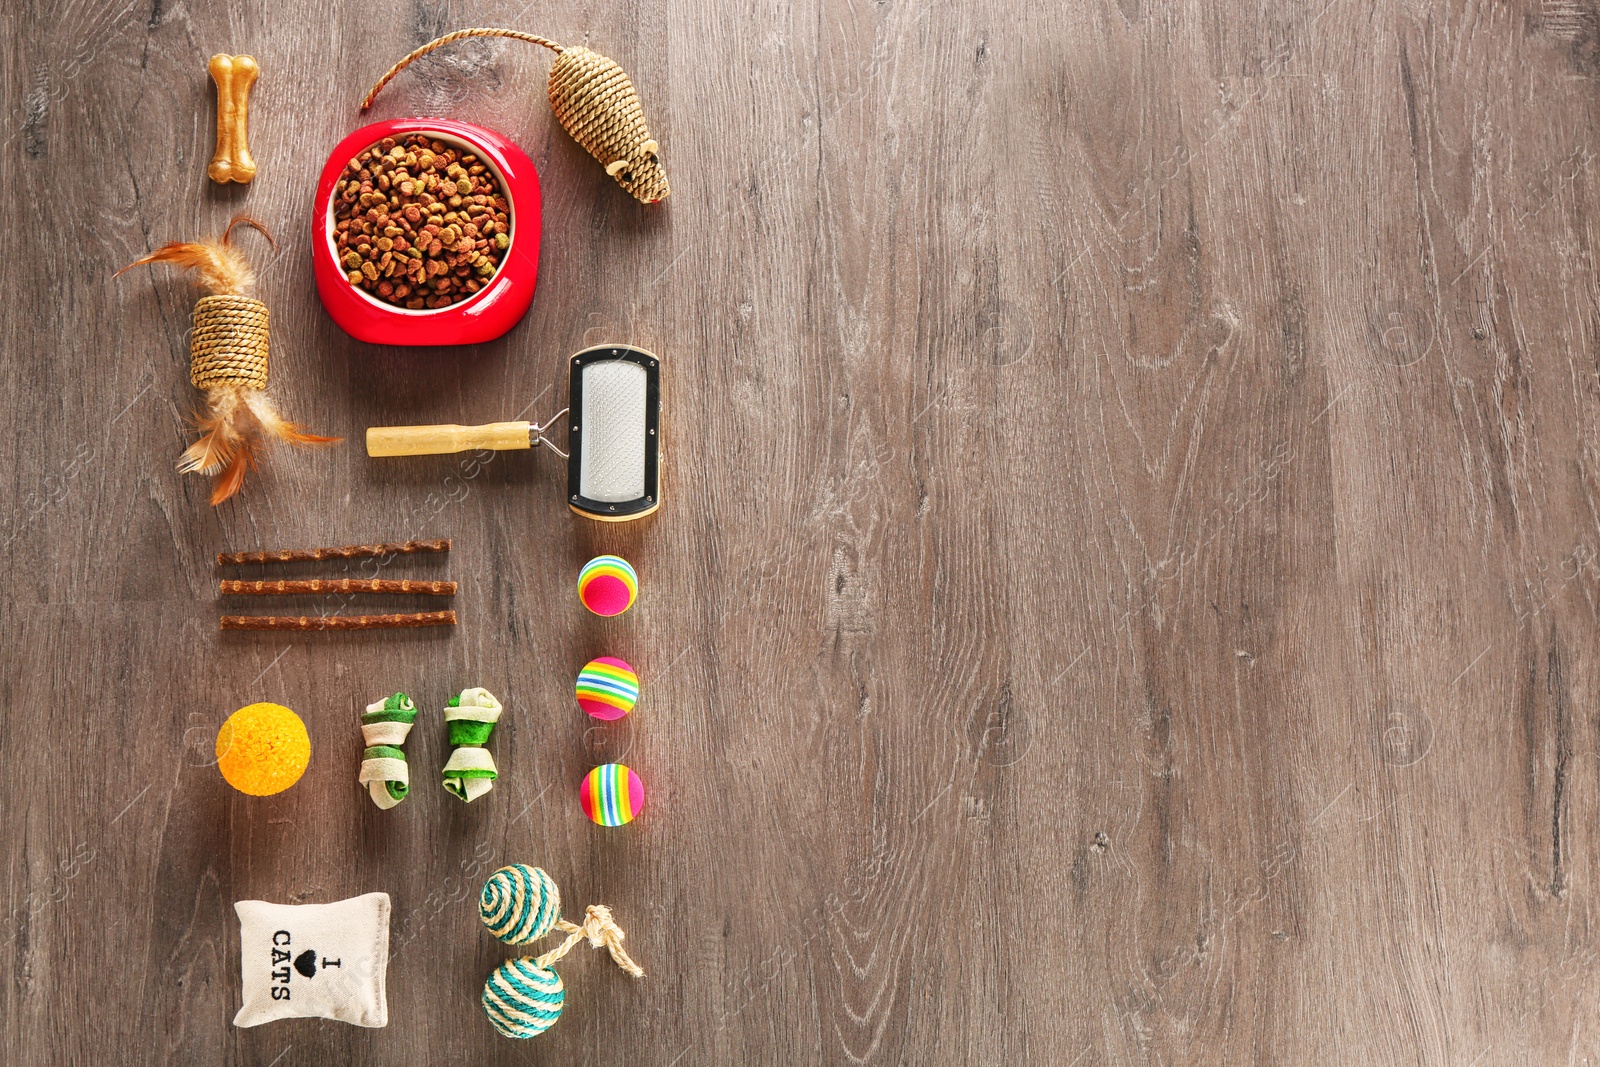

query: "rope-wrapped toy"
(116, 216), (339, 504)
(478, 864), (643, 1039)
(362, 29), (670, 204)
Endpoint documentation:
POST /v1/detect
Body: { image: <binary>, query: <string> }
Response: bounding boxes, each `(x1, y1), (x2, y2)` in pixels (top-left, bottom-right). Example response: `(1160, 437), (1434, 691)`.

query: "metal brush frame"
(566, 344), (661, 521)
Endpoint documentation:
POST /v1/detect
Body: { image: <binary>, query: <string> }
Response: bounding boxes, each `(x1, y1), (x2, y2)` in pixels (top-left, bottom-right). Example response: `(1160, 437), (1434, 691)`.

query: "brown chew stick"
(221, 611), (457, 631)
(217, 539), (450, 565)
(220, 579), (457, 596)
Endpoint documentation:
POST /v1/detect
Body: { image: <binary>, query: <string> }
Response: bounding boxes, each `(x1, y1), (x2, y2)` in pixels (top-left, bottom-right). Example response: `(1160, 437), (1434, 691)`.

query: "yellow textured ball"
(216, 702), (311, 796)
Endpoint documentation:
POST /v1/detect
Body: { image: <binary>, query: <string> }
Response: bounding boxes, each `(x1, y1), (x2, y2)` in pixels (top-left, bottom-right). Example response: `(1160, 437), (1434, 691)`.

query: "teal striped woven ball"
(480, 864), (561, 945)
(482, 956), (566, 1039)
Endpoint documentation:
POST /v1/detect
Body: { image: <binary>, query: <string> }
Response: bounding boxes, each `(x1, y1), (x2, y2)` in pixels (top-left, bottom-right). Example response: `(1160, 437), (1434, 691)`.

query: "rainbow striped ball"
(578, 555), (637, 617)
(576, 657), (639, 720)
(580, 763), (644, 827)
(482, 956), (565, 1039)
(479, 864), (562, 945)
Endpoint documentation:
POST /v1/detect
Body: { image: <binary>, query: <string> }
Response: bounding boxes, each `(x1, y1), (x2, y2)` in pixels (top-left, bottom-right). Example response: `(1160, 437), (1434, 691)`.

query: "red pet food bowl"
(313, 118), (541, 346)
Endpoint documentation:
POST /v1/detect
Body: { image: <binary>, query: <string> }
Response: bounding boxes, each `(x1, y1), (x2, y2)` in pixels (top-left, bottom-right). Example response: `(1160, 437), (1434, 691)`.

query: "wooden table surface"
(4, 0), (1599, 1063)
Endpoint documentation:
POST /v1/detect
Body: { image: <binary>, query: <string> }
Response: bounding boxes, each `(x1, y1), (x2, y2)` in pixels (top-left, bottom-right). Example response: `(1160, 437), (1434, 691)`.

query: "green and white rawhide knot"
(443, 687), (502, 802)
(358, 692), (418, 809)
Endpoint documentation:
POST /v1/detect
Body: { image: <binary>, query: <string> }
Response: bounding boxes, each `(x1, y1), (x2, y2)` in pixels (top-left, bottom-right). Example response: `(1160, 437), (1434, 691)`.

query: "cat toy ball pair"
(477, 864), (644, 1038)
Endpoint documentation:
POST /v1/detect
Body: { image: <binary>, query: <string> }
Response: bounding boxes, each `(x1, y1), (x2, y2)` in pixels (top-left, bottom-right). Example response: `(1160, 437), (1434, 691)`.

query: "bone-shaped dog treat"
(208, 54), (258, 184)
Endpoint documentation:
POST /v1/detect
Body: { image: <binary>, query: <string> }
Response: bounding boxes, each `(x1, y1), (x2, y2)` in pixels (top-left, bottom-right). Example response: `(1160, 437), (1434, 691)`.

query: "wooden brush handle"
(366, 422), (531, 457)
(220, 611), (457, 631)
(217, 539), (450, 564)
(220, 579), (457, 596)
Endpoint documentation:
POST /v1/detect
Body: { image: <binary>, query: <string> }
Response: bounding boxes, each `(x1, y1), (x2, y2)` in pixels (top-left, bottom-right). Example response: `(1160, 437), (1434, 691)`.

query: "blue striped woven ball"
(482, 956), (566, 1039)
(479, 864), (561, 945)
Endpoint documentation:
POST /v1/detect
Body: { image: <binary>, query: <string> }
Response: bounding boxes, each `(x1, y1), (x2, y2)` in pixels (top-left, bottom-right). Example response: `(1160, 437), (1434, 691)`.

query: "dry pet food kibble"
(331, 134), (511, 310)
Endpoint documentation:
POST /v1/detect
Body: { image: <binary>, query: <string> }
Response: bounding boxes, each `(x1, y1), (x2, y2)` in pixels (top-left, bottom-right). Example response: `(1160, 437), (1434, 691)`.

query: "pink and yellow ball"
(575, 657), (639, 720)
(578, 555), (637, 617)
(580, 763), (644, 826)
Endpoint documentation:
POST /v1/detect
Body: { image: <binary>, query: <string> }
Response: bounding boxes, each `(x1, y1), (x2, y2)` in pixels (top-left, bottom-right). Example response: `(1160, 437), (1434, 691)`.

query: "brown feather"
(178, 399), (243, 475)
(275, 424), (342, 446)
(116, 240), (253, 295)
(210, 448), (253, 506)
(114, 215), (274, 295)
(224, 215), (277, 250)
(178, 424), (235, 476)
(240, 391), (342, 447)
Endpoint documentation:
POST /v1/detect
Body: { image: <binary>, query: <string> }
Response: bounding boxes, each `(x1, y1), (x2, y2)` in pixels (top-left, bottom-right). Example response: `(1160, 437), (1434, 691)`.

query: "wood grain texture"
(2, 0), (1598, 1063)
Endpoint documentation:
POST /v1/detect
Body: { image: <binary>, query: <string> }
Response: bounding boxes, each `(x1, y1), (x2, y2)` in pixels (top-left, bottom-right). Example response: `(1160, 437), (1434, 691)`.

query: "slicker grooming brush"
(360, 29), (669, 204)
(366, 344), (661, 521)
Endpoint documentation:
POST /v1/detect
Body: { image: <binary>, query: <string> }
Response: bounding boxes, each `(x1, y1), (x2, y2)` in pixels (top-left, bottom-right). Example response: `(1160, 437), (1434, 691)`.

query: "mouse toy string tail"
(359, 28), (564, 107)
(532, 904), (645, 977)
(116, 215), (341, 506)
(360, 27), (671, 204)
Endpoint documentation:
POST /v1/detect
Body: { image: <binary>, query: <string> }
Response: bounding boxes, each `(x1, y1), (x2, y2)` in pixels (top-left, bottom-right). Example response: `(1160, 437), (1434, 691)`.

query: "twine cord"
(533, 904), (645, 977)
(190, 295), (269, 389)
(360, 28), (562, 110)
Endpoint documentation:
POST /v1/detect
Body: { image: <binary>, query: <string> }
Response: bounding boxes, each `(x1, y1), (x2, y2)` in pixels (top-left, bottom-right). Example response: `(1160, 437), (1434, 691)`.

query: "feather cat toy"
(117, 216), (340, 505)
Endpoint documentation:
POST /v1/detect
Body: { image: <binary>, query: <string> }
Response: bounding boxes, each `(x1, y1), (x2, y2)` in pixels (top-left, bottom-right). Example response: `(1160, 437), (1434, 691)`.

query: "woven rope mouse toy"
(362, 29), (670, 204)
